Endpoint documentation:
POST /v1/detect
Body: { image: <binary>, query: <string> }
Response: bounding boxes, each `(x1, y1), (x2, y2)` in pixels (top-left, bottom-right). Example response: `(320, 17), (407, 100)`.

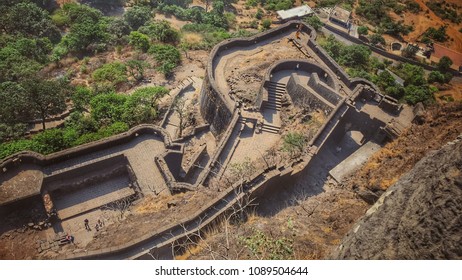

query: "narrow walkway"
(162, 77), (203, 139)
(44, 135), (168, 196)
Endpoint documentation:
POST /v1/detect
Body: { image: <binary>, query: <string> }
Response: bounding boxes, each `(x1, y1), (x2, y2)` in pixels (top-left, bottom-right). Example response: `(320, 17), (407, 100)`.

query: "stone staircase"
(239, 116), (281, 135)
(264, 81), (284, 111)
(261, 122), (281, 134)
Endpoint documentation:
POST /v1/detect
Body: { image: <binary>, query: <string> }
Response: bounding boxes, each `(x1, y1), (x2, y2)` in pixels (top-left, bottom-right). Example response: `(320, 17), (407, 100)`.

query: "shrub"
(139, 20), (180, 44)
(357, 26), (368, 35)
(149, 44), (181, 76)
(92, 62), (128, 88)
(282, 132), (306, 156)
(304, 15), (322, 31)
(33, 128), (69, 154)
(255, 9), (263, 20)
(0, 139), (39, 159)
(261, 19), (271, 30)
(129, 31), (150, 52)
(437, 56), (453, 72)
(124, 5), (152, 30)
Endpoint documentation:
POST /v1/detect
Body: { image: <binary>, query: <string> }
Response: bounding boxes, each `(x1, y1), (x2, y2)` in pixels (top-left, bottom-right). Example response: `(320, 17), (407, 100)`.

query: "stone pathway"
(44, 135), (168, 196)
(54, 175), (133, 220)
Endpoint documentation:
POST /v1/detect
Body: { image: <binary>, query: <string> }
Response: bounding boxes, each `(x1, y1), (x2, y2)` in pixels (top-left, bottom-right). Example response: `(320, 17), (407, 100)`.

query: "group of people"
(84, 218), (104, 232)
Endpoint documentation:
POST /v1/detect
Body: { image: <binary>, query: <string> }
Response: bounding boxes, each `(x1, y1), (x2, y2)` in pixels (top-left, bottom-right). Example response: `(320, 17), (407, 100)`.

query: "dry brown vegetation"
(181, 101), (462, 260)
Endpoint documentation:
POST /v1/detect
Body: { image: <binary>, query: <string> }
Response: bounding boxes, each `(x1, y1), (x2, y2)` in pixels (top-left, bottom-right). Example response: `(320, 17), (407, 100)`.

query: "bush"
(51, 9), (71, 27)
(149, 44), (181, 76)
(304, 15), (322, 31)
(245, 0), (258, 8)
(261, 19), (271, 30)
(124, 5), (152, 30)
(255, 9), (263, 20)
(428, 71), (452, 84)
(139, 20), (180, 44)
(0, 139), (39, 159)
(404, 85), (434, 105)
(129, 31), (150, 52)
(92, 62), (128, 88)
(282, 132), (306, 156)
(0, 123), (27, 142)
(369, 33), (386, 45)
(33, 128), (70, 154)
(357, 26), (368, 35)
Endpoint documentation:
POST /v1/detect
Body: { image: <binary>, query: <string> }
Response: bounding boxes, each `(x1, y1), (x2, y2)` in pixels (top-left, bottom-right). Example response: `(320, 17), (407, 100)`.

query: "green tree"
(437, 56), (453, 72)
(139, 20), (180, 44)
(320, 34), (344, 61)
(369, 33), (385, 45)
(123, 86), (168, 125)
(149, 44), (181, 76)
(304, 15), (322, 31)
(63, 18), (109, 53)
(108, 18), (132, 43)
(90, 93), (128, 125)
(424, 26), (448, 42)
(92, 62), (128, 89)
(339, 45), (371, 68)
(2, 2), (61, 43)
(0, 82), (32, 125)
(129, 31), (150, 52)
(0, 46), (41, 82)
(72, 86), (93, 112)
(212, 0), (225, 15)
(428, 71), (452, 84)
(404, 85), (434, 105)
(357, 26), (368, 35)
(124, 5), (152, 30)
(126, 60), (149, 82)
(11, 37), (52, 64)
(24, 79), (69, 130)
(395, 63), (426, 86)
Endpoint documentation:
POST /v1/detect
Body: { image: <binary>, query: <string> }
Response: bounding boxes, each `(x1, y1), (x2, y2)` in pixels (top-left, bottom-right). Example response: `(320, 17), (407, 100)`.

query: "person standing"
(84, 219), (91, 231)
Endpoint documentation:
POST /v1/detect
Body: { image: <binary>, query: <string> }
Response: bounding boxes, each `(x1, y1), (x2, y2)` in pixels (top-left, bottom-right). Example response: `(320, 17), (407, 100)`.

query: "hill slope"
(331, 135), (462, 259)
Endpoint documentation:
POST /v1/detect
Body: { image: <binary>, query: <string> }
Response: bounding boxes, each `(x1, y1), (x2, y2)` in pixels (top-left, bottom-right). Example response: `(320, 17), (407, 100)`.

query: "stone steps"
(261, 123), (281, 134)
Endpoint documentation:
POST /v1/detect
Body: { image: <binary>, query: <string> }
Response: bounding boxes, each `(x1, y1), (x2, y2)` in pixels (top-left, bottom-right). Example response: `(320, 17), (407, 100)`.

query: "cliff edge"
(331, 135), (462, 259)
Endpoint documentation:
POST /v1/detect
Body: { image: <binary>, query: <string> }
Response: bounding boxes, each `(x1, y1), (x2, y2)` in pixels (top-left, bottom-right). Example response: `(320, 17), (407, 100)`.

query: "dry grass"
(182, 33), (204, 45)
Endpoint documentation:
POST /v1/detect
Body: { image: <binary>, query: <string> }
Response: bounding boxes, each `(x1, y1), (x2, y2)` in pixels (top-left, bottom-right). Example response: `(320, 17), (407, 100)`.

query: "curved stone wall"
(0, 124), (175, 206)
(202, 21), (317, 135)
(0, 125), (173, 169)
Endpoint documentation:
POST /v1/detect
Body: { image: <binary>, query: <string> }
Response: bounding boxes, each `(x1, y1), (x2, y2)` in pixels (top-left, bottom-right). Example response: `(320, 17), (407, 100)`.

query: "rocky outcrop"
(332, 135), (462, 259)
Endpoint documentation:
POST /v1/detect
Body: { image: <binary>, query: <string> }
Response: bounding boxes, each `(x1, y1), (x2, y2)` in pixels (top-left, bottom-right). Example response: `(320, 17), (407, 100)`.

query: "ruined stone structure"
(0, 21), (414, 260)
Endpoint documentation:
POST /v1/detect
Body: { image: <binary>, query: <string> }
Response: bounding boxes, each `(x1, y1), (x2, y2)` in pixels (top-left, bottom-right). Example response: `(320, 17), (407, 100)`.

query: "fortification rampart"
(0, 125), (175, 207)
(1, 20), (402, 260)
(307, 73), (342, 105)
(287, 73), (335, 114)
(203, 21), (317, 135)
(258, 58), (339, 110)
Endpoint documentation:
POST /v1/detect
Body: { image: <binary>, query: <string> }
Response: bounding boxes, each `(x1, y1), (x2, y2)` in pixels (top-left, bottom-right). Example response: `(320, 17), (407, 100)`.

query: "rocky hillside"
(331, 135), (462, 259)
